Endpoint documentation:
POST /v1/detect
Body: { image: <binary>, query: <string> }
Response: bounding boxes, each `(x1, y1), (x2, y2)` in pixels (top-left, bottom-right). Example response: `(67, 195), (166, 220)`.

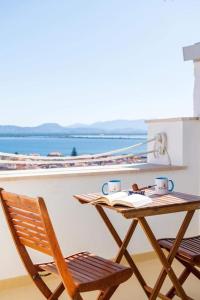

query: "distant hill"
(0, 120), (147, 135)
(90, 120), (146, 132)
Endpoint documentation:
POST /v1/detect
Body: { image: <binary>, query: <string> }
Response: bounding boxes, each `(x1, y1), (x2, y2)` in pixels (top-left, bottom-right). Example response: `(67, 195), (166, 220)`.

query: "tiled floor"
(0, 255), (199, 299)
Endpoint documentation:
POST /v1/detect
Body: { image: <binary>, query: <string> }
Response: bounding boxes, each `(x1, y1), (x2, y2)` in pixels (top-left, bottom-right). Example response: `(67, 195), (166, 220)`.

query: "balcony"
(0, 117), (200, 299)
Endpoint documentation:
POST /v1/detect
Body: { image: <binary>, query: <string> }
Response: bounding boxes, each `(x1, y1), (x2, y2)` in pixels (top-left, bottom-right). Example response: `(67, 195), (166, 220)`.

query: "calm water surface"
(0, 135), (147, 156)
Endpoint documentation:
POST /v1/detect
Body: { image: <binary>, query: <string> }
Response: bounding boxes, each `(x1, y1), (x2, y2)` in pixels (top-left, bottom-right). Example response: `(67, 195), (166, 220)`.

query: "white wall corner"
(146, 120), (184, 165)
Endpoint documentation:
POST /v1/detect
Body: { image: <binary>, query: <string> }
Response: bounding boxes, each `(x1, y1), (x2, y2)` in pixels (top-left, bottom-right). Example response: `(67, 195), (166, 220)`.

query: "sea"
(0, 134), (147, 156)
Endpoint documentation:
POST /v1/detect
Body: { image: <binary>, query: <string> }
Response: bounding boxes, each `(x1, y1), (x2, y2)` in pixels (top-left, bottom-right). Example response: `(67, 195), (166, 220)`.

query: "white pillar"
(194, 61), (200, 116)
(183, 42), (200, 117)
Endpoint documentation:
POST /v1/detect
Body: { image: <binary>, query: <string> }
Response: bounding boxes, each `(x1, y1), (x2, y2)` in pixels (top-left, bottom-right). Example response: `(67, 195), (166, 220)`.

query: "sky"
(0, 0), (200, 126)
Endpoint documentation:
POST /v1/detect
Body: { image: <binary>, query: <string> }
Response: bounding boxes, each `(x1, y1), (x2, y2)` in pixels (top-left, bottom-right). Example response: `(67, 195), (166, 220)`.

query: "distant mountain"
(0, 120), (147, 135)
(67, 123), (89, 129)
(0, 123), (64, 134)
(90, 120), (146, 131)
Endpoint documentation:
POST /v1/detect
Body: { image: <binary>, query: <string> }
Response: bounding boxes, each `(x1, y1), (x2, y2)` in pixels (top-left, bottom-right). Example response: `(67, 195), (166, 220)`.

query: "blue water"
(0, 135), (147, 156)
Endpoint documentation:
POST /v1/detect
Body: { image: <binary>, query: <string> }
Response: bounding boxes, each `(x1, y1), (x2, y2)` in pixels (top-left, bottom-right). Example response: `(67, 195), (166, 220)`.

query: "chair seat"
(39, 251), (133, 292)
(158, 236), (200, 266)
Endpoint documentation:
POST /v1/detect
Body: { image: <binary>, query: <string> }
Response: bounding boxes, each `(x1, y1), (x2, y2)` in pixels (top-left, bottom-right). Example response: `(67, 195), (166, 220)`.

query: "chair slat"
(8, 206), (42, 221)
(9, 213), (44, 228)
(158, 236), (200, 297)
(76, 253), (125, 270)
(13, 220), (46, 235)
(15, 225), (47, 241)
(16, 230), (49, 247)
(39, 252), (133, 291)
(1, 190), (53, 256)
(72, 255), (120, 273)
(5, 200), (39, 214)
(158, 236), (200, 265)
(19, 237), (52, 256)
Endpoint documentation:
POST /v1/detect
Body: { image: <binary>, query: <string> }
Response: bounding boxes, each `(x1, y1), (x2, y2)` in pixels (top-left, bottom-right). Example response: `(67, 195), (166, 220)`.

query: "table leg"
(115, 217), (138, 263)
(96, 206), (150, 297)
(139, 210), (195, 300)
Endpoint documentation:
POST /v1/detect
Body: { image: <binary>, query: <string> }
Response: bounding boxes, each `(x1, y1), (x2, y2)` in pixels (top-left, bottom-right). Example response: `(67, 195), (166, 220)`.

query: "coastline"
(0, 134), (147, 171)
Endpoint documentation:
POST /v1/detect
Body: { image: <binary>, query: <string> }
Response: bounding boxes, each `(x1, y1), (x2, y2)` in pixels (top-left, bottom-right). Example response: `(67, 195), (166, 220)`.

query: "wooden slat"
(14, 224), (47, 240)
(18, 232), (48, 248)
(74, 191), (200, 218)
(74, 254), (124, 272)
(5, 200), (39, 214)
(2, 191), (39, 213)
(8, 206), (42, 221)
(67, 258), (111, 279)
(159, 236), (200, 261)
(39, 252), (133, 287)
(13, 220), (46, 235)
(16, 230), (49, 247)
(19, 237), (52, 256)
(123, 202), (200, 219)
(41, 262), (94, 283)
(10, 213), (44, 228)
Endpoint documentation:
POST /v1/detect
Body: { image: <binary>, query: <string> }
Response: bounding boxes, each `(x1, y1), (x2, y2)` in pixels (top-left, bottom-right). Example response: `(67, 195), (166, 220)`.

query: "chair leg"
(97, 285), (119, 300)
(177, 258), (200, 279)
(166, 267), (191, 298)
(48, 282), (65, 300)
(32, 274), (65, 300)
(32, 275), (53, 299)
(73, 294), (84, 300)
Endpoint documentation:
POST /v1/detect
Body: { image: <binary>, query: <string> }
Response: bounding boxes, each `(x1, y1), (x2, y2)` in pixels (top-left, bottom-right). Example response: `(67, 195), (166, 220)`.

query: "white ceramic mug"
(102, 180), (121, 195)
(155, 177), (174, 195)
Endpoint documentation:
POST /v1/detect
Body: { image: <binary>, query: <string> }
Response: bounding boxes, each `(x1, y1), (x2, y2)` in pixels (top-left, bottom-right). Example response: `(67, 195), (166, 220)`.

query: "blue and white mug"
(102, 180), (121, 195)
(155, 177), (174, 195)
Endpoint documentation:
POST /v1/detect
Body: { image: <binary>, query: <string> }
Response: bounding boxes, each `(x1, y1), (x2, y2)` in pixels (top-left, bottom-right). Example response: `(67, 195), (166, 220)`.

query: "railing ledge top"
(0, 164), (187, 180)
(145, 117), (200, 123)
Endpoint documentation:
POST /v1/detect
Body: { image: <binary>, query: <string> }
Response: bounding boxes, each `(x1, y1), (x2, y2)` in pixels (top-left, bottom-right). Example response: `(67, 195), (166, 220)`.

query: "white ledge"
(183, 42), (200, 61)
(0, 164), (186, 180)
(145, 117), (200, 124)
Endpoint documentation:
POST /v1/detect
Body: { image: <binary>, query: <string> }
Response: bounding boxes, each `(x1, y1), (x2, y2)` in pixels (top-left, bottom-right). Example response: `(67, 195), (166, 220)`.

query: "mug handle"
(102, 183), (108, 195)
(168, 180), (174, 192)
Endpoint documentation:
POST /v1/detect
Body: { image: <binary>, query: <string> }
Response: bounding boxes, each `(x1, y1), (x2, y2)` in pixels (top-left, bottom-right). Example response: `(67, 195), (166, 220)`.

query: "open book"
(94, 191), (152, 208)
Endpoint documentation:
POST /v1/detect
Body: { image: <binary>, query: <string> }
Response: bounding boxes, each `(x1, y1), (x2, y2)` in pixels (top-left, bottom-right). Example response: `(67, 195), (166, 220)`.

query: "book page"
(111, 193), (152, 208)
(105, 191), (129, 202)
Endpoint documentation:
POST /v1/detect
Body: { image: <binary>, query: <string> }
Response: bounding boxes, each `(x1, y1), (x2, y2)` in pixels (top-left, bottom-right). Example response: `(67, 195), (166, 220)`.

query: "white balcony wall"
(0, 166), (199, 280)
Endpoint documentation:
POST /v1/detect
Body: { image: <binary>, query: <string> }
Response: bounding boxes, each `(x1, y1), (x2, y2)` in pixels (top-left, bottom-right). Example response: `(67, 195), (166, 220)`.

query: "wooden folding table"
(74, 191), (200, 299)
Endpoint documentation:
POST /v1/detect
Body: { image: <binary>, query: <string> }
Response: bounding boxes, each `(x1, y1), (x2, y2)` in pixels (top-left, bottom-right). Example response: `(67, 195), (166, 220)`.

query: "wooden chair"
(158, 236), (200, 298)
(0, 189), (133, 300)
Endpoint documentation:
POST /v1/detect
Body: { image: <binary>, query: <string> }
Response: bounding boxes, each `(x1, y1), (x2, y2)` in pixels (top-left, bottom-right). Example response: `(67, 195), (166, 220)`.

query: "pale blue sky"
(0, 0), (200, 126)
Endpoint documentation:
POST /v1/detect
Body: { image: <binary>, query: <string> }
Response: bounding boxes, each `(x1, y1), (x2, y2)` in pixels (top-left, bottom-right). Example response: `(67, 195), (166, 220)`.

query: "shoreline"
(0, 134), (147, 139)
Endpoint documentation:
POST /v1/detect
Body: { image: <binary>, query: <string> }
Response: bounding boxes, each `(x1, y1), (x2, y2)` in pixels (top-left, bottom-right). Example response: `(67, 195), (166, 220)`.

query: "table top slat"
(74, 191), (200, 218)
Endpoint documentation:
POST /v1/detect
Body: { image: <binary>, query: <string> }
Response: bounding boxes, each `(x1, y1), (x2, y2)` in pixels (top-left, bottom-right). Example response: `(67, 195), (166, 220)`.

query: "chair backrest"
(0, 188), (76, 297)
